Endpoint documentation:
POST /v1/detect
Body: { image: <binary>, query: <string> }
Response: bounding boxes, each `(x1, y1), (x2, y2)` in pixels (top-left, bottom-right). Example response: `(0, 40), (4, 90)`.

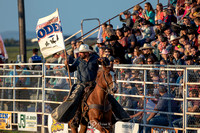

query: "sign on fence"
(48, 114), (68, 133)
(0, 112), (12, 130)
(151, 126), (178, 133)
(115, 121), (139, 133)
(18, 112), (37, 131)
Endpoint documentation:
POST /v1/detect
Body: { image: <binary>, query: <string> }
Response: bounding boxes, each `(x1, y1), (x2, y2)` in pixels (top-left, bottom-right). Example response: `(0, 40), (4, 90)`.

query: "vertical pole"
(157, 0), (159, 4)
(13, 65), (16, 123)
(41, 63), (45, 133)
(18, 0), (27, 63)
(183, 69), (187, 133)
(143, 69), (147, 133)
(167, 70), (172, 127)
(117, 69), (122, 104)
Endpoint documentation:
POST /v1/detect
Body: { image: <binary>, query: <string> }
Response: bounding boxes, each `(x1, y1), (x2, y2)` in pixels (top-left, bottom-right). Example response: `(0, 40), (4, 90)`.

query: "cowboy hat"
(78, 44), (93, 53)
(170, 35), (180, 41)
(160, 49), (169, 55)
(139, 43), (154, 50)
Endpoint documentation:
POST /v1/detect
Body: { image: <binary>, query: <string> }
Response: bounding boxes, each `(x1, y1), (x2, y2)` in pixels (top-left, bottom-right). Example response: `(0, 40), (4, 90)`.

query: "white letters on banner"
(36, 9), (65, 58)
(48, 114), (68, 133)
(115, 121), (139, 133)
(18, 112), (37, 131)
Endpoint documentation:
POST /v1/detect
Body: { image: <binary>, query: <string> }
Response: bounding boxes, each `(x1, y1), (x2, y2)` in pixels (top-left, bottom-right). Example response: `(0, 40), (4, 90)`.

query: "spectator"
(145, 86), (178, 133)
(160, 49), (171, 64)
(188, 29), (199, 47)
(181, 0), (192, 20)
(194, 17), (200, 34)
(46, 52), (60, 64)
(69, 40), (76, 58)
(132, 11), (141, 31)
(132, 47), (143, 64)
(155, 3), (164, 24)
(134, 29), (143, 41)
(185, 55), (195, 65)
(103, 47), (115, 64)
(101, 23), (108, 42)
(107, 35), (125, 63)
(0, 49), (5, 64)
(119, 10), (133, 29)
(191, 46), (200, 62)
(173, 89), (200, 128)
(139, 43), (158, 63)
(172, 50), (185, 65)
(116, 29), (128, 48)
(142, 2), (155, 25)
(123, 27), (137, 49)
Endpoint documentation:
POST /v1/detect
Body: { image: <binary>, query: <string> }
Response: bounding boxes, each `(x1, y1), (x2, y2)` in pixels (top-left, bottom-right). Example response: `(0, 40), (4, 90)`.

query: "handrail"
(64, 0), (147, 46)
(64, 30), (81, 42)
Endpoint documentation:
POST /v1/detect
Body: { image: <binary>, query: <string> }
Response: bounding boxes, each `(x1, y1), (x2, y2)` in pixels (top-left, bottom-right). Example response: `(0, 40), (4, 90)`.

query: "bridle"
(97, 70), (117, 95)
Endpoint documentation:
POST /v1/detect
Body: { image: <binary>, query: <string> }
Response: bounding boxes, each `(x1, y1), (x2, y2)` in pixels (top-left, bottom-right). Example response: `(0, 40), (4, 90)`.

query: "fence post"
(167, 70), (172, 127)
(183, 68), (187, 133)
(143, 69), (147, 133)
(117, 69), (122, 104)
(13, 65), (16, 123)
(41, 63), (45, 133)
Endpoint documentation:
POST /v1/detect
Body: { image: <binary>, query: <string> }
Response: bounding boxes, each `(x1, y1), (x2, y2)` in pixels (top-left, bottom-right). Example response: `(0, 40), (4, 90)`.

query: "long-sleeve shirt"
(66, 54), (99, 83)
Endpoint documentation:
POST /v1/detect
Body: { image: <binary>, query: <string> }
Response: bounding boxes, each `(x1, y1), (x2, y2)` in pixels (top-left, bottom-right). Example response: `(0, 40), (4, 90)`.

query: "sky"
(0, 0), (168, 38)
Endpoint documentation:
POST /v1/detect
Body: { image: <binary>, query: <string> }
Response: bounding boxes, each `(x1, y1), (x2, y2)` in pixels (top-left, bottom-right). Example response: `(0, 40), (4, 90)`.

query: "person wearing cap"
(107, 35), (126, 62)
(132, 11), (141, 31)
(94, 39), (104, 54)
(139, 43), (158, 63)
(145, 85), (179, 133)
(119, 10), (133, 29)
(28, 48), (42, 70)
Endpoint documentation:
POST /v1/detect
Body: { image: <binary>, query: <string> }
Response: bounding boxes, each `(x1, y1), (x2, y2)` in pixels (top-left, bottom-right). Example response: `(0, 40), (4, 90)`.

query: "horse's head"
(96, 58), (117, 94)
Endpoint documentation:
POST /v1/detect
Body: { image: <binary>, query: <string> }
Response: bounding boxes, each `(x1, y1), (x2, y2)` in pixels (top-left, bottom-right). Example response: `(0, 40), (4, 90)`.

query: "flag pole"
(64, 49), (72, 89)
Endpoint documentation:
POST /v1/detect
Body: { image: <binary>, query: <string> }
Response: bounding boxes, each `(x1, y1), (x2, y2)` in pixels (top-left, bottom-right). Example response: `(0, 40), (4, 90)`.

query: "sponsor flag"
(36, 9), (65, 58)
(0, 35), (8, 59)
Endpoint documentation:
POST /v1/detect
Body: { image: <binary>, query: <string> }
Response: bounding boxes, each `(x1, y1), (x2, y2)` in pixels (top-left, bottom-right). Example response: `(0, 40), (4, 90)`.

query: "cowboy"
(54, 44), (130, 128)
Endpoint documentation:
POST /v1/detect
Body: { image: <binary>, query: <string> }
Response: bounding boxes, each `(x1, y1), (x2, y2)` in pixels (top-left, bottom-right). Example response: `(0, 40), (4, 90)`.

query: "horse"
(68, 64), (117, 133)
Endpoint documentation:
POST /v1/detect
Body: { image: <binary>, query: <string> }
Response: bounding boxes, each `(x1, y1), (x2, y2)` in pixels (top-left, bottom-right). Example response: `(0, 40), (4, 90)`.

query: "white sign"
(115, 121), (139, 133)
(48, 114), (68, 133)
(18, 112), (37, 131)
(36, 9), (65, 58)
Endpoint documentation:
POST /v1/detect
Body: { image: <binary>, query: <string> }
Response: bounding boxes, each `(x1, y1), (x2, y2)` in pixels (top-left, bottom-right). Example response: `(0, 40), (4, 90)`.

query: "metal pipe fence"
(0, 63), (199, 133)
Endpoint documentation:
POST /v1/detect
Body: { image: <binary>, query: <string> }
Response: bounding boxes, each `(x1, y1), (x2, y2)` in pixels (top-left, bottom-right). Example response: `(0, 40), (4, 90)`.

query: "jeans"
(145, 115), (169, 133)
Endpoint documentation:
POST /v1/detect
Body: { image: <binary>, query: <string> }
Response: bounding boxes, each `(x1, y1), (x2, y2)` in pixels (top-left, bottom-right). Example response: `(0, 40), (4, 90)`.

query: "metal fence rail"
(0, 63), (199, 133)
